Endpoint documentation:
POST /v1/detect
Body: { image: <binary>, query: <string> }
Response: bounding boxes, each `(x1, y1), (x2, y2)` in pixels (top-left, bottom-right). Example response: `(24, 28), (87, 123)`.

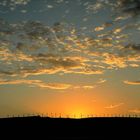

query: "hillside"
(0, 116), (140, 139)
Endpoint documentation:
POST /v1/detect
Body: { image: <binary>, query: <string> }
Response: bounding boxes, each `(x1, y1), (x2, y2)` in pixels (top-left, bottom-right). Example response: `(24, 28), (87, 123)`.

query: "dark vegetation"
(0, 116), (140, 139)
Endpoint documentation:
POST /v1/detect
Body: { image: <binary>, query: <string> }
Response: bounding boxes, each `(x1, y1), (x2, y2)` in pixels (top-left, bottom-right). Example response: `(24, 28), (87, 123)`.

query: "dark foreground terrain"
(0, 116), (140, 139)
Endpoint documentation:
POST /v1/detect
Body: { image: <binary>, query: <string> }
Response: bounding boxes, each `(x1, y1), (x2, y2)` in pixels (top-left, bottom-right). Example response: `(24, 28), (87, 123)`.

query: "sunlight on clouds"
(123, 80), (140, 85)
(0, 76), (108, 91)
(73, 85), (96, 90)
(82, 85), (95, 89)
(114, 15), (130, 22)
(103, 53), (128, 69)
(0, 0), (140, 117)
(113, 28), (123, 34)
(0, 2), (139, 83)
(94, 26), (104, 32)
(129, 109), (140, 114)
(0, 79), (71, 89)
(97, 79), (106, 84)
(0, 16), (140, 83)
(72, 78), (106, 90)
(105, 103), (124, 109)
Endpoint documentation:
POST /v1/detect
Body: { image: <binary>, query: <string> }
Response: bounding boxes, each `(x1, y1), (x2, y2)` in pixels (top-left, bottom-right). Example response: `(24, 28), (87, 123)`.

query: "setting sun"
(68, 109), (89, 118)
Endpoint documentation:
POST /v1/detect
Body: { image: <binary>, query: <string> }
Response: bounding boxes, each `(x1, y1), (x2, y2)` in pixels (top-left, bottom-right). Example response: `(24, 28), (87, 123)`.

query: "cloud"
(0, 18), (140, 80)
(102, 53), (128, 69)
(129, 64), (139, 67)
(82, 85), (96, 89)
(117, 0), (140, 16)
(85, 2), (103, 13)
(114, 15), (130, 21)
(70, 69), (104, 75)
(0, 78), (101, 90)
(105, 103), (124, 109)
(0, 20), (106, 77)
(0, 0), (31, 11)
(94, 26), (104, 32)
(125, 44), (140, 51)
(0, 79), (71, 90)
(36, 83), (71, 89)
(97, 78), (106, 84)
(84, 0), (140, 21)
(20, 9), (27, 13)
(47, 5), (53, 9)
(73, 85), (96, 90)
(73, 78), (106, 90)
(129, 109), (140, 114)
(123, 80), (140, 85)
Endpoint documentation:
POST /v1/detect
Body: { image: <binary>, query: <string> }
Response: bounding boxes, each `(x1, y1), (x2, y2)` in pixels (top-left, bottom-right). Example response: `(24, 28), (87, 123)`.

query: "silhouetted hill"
(0, 116), (140, 139)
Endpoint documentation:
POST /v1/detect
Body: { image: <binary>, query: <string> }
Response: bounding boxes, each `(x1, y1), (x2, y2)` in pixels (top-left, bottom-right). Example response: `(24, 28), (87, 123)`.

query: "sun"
(70, 111), (82, 118)
(68, 108), (89, 119)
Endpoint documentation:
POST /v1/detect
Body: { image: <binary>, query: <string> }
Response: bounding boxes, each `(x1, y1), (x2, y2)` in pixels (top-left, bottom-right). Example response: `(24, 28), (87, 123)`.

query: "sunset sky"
(0, 0), (140, 118)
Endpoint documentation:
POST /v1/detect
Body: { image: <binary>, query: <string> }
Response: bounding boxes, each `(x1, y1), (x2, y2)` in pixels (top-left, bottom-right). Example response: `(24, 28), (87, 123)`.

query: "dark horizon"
(1, 113), (140, 119)
(0, 0), (140, 117)
(0, 115), (140, 139)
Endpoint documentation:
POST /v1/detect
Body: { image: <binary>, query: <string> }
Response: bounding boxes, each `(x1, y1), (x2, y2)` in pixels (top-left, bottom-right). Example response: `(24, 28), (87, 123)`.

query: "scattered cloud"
(0, 78), (101, 90)
(0, 1), (140, 83)
(0, 0), (31, 11)
(117, 0), (140, 16)
(21, 9), (27, 13)
(82, 85), (96, 89)
(129, 109), (140, 114)
(0, 79), (71, 90)
(73, 85), (96, 90)
(105, 103), (124, 109)
(97, 78), (106, 84)
(123, 80), (140, 85)
(72, 78), (106, 90)
(126, 44), (140, 51)
(81, 85), (96, 90)
(114, 15), (130, 21)
(94, 26), (104, 32)
(47, 5), (53, 9)
(86, 2), (103, 13)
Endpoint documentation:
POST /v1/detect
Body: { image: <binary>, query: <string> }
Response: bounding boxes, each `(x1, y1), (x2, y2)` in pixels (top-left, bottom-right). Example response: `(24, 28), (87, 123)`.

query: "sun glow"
(67, 107), (91, 118)
(69, 111), (85, 119)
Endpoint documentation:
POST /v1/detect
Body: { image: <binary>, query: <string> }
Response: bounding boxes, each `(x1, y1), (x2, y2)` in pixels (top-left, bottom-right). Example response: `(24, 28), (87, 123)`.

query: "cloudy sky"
(0, 0), (140, 118)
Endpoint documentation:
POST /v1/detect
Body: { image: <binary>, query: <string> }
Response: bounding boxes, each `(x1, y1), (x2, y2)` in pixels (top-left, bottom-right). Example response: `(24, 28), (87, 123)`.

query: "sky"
(0, 0), (140, 118)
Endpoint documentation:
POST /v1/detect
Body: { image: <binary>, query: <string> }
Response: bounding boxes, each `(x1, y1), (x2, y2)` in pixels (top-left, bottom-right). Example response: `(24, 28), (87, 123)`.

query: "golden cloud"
(94, 26), (104, 32)
(123, 80), (140, 85)
(105, 103), (124, 109)
(0, 79), (71, 90)
(82, 85), (96, 89)
(73, 85), (96, 90)
(0, 19), (140, 79)
(97, 79), (106, 84)
(129, 109), (140, 114)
